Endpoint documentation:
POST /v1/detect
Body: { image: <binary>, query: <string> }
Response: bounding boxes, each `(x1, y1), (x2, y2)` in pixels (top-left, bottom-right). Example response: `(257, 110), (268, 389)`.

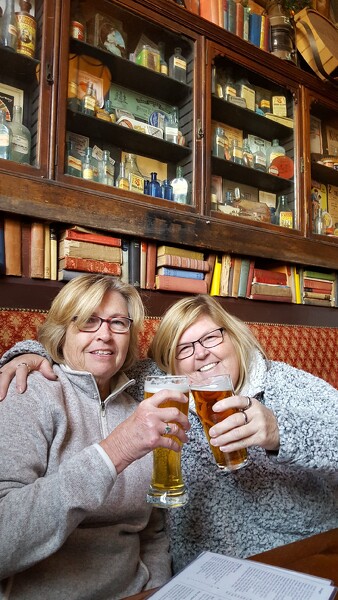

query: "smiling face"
(62, 290), (130, 398)
(174, 315), (240, 389)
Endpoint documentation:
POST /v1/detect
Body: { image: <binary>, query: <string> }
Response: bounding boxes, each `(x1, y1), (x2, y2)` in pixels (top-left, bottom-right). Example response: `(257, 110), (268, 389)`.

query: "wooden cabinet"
(0, 0), (337, 282)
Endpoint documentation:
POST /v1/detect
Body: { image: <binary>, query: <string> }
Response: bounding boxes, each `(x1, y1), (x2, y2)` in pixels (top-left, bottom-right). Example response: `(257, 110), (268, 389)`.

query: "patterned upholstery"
(0, 308), (337, 389)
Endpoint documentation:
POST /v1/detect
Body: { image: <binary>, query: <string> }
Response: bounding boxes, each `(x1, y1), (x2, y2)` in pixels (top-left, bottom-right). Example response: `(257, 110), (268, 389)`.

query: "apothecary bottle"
(99, 150), (115, 187)
(10, 105), (31, 164)
(158, 42), (168, 75)
(81, 82), (97, 116)
(0, 0), (18, 51)
(16, 0), (36, 57)
(161, 179), (173, 201)
(313, 207), (324, 234)
(242, 139), (253, 168)
(275, 195), (293, 228)
(266, 139), (285, 168)
(0, 109), (12, 160)
(82, 147), (94, 181)
(148, 172), (162, 198)
(116, 161), (129, 190)
(65, 140), (82, 177)
(231, 139), (242, 164)
(124, 153), (144, 194)
(171, 166), (189, 204)
(252, 142), (266, 172)
(212, 127), (228, 159)
(165, 107), (179, 144)
(169, 47), (187, 83)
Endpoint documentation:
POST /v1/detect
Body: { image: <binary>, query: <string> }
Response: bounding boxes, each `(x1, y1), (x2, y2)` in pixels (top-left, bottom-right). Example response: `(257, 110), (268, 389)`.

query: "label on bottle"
(70, 20), (85, 41)
(272, 96), (287, 117)
(12, 134), (29, 154)
(117, 178), (129, 191)
(129, 173), (144, 194)
(165, 126), (178, 144)
(83, 167), (94, 180)
(160, 63), (168, 75)
(0, 133), (10, 146)
(83, 96), (96, 112)
(224, 85), (236, 98)
(8, 24), (18, 38)
(279, 211), (293, 228)
(16, 14), (36, 57)
(259, 99), (271, 113)
(67, 155), (82, 174)
(173, 57), (186, 71)
(240, 85), (255, 111)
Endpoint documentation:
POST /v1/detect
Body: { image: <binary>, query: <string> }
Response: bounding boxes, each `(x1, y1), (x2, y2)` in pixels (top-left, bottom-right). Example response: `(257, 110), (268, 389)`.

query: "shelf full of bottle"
(65, 134), (191, 206)
(209, 57), (297, 230)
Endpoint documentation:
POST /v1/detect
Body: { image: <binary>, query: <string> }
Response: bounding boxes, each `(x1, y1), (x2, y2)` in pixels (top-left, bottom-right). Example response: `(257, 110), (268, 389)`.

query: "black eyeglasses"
(73, 316), (133, 334)
(175, 328), (225, 360)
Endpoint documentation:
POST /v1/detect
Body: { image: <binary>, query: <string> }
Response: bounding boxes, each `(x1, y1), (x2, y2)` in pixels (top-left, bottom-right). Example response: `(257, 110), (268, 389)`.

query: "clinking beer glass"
(190, 372), (248, 472)
(145, 375), (189, 508)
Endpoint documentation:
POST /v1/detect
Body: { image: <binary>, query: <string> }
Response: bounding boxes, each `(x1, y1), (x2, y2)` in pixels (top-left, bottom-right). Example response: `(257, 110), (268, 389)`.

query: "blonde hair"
(150, 295), (265, 393)
(38, 274), (145, 370)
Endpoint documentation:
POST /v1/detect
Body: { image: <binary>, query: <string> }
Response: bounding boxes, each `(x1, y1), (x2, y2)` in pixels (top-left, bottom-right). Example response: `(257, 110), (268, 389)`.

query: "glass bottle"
(124, 153), (144, 194)
(158, 42), (168, 76)
(148, 172), (162, 198)
(165, 107), (179, 144)
(275, 195), (293, 228)
(314, 207), (324, 235)
(169, 47), (187, 83)
(116, 160), (129, 190)
(255, 88), (271, 115)
(222, 69), (237, 100)
(65, 139), (82, 177)
(231, 139), (242, 165)
(9, 105), (31, 164)
(98, 150), (115, 187)
(242, 138), (253, 168)
(70, 0), (85, 41)
(82, 147), (94, 181)
(0, 0), (18, 51)
(266, 138), (285, 168)
(0, 108), (12, 160)
(161, 179), (173, 201)
(81, 82), (97, 117)
(171, 165), (189, 204)
(252, 141), (266, 172)
(212, 127), (228, 159)
(16, 0), (36, 58)
(236, 77), (255, 111)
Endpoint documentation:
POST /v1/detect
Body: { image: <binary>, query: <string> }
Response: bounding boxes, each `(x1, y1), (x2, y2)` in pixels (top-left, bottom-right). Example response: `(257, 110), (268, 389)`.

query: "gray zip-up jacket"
(0, 364), (171, 600)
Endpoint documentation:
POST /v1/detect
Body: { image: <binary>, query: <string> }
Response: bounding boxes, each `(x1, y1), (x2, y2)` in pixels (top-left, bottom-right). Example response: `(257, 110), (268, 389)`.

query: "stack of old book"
(246, 266), (293, 302)
(154, 245), (212, 294)
(301, 269), (336, 307)
(58, 226), (122, 281)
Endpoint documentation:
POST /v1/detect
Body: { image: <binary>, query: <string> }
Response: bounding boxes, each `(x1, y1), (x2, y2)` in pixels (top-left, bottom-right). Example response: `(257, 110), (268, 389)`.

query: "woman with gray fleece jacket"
(0, 275), (190, 600)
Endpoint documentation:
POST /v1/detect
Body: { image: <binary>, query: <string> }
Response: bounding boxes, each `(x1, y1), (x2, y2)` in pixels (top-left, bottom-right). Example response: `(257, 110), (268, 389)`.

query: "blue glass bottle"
(149, 172), (161, 198)
(161, 179), (173, 200)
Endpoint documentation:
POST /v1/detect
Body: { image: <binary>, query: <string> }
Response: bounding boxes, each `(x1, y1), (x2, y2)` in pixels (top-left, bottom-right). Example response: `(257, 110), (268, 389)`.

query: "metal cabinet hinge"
(46, 63), (54, 85)
(197, 119), (204, 139)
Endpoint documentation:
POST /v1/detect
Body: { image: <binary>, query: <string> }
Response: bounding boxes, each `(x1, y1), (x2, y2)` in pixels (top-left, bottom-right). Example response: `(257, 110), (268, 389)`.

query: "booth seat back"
(0, 308), (337, 389)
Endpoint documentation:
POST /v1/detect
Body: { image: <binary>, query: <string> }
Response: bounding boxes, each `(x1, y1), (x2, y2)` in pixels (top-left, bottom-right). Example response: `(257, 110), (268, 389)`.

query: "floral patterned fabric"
(0, 309), (337, 388)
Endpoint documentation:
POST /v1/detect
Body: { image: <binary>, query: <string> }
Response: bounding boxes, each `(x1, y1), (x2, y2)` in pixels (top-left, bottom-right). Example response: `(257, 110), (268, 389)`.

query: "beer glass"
(189, 372), (248, 472)
(145, 375), (189, 508)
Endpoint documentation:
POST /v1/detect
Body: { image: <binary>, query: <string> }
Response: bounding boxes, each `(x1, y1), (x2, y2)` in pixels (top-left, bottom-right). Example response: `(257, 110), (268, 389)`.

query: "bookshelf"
(0, 0), (337, 327)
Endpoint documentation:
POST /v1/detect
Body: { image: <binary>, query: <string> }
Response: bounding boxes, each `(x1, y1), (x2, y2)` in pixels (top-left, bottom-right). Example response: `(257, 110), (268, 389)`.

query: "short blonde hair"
(38, 274), (145, 371)
(150, 295), (265, 393)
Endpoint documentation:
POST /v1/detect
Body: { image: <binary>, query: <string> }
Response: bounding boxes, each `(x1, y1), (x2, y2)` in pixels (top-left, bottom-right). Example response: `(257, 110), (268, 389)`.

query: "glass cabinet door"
(0, 0), (55, 176)
(55, 0), (200, 210)
(206, 41), (301, 233)
(307, 90), (338, 242)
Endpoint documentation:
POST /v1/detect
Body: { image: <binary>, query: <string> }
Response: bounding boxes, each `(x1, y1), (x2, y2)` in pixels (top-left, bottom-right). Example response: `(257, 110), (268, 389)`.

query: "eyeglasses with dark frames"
(73, 315), (133, 334)
(175, 328), (225, 360)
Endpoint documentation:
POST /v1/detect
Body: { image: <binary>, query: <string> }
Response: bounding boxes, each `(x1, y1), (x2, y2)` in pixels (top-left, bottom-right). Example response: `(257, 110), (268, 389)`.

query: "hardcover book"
(4, 218), (22, 276)
(58, 255), (122, 276)
(252, 268), (287, 286)
(0, 217), (5, 275)
(120, 238), (129, 284)
(209, 256), (222, 296)
(30, 221), (45, 279)
(44, 223), (51, 280)
(249, 12), (261, 47)
(245, 259), (256, 298)
(204, 253), (217, 294)
(59, 239), (122, 263)
(128, 239), (141, 287)
(230, 257), (242, 298)
(199, 0), (222, 26)
(237, 258), (251, 298)
(155, 274), (208, 294)
(140, 240), (147, 289)
(157, 245), (204, 260)
(249, 293), (293, 302)
(146, 241), (157, 290)
(302, 270), (335, 281)
(219, 254), (232, 297)
(303, 278), (333, 291)
(50, 227), (58, 281)
(250, 282), (292, 297)
(60, 226), (121, 247)
(157, 254), (210, 272)
(157, 267), (204, 279)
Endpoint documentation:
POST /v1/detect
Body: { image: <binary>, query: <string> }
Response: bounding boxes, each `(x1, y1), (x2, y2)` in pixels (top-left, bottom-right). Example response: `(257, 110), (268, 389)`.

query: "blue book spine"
(249, 13), (261, 47)
(159, 267), (204, 280)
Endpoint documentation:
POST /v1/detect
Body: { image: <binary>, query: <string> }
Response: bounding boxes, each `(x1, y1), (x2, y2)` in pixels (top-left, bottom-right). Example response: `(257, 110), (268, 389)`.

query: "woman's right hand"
(0, 354), (57, 400)
(100, 388), (190, 474)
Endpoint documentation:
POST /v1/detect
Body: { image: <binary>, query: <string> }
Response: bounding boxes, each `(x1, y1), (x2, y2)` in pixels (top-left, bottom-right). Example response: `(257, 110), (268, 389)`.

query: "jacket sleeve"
(264, 362), (338, 471)
(0, 340), (52, 365)
(0, 377), (116, 579)
(139, 507), (172, 589)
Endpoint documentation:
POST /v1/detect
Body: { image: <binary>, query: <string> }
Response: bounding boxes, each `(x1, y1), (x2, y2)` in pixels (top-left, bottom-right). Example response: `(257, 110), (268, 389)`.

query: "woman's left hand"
(208, 395), (280, 453)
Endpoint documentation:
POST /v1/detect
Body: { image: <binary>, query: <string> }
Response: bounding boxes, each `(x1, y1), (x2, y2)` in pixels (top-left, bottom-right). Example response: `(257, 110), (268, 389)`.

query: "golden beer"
(191, 379), (248, 472)
(145, 376), (189, 508)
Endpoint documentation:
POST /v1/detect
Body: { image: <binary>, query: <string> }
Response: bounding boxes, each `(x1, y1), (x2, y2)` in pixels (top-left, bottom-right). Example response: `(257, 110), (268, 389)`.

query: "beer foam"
(145, 382), (189, 393)
(190, 375), (232, 392)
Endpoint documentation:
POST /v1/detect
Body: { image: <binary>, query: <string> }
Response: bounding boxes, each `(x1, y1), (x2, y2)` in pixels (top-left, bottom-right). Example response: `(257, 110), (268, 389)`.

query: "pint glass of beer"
(190, 372), (248, 472)
(145, 375), (189, 508)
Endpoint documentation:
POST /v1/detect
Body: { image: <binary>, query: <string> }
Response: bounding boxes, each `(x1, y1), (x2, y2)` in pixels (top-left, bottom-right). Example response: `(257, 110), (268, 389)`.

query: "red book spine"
(146, 242), (157, 290)
(61, 229), (121, 247)
(249, 294), (292, 302)
(252, 268), (287, 285)
(236, 1), (244, 37)
(303, 278), (333, 292)
(200, 0), (221, 25)
(59, 256), (122, 275)
(157, 254), (210, 271)
(155, 275), (208, 294)
(245, 260), (255, 298)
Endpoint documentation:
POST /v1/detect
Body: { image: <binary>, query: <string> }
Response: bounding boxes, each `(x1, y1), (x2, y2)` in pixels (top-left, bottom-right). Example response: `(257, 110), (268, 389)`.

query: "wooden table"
(122, 528), (338, 600)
